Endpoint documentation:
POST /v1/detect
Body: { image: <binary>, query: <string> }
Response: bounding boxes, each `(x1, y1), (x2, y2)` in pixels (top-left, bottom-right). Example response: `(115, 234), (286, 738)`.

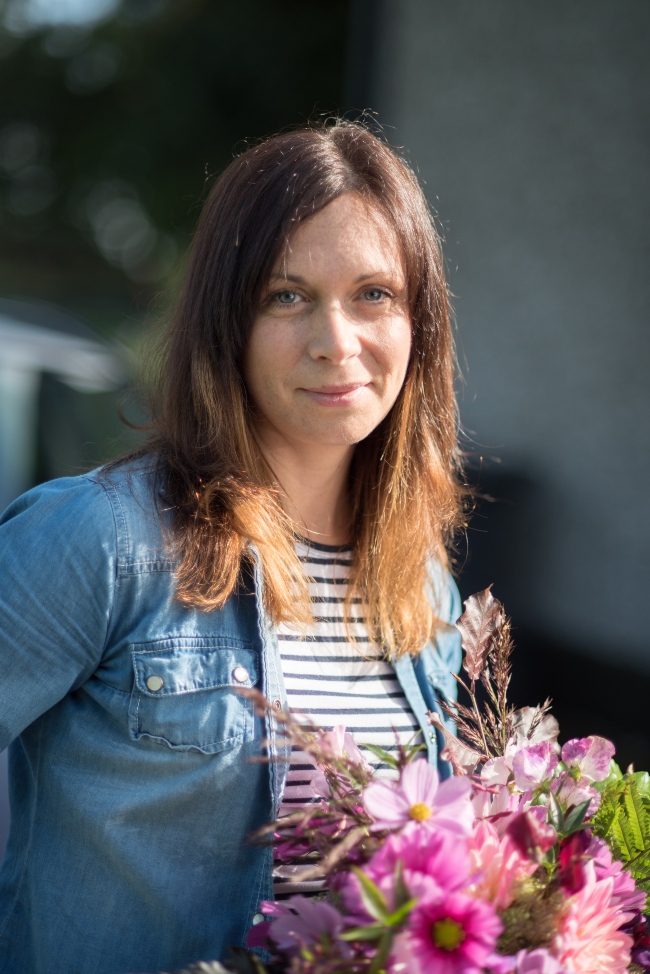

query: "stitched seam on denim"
(104, 478), (131, 579)
(89, 476), (121, 658)
(0, 718), (43, 941)
(133, 728), (245, 749)
(131, 639), (253, 652)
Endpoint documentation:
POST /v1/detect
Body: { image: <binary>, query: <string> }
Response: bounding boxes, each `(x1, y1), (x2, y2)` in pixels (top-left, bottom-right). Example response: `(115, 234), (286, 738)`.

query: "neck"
(253, 425), (354, 547)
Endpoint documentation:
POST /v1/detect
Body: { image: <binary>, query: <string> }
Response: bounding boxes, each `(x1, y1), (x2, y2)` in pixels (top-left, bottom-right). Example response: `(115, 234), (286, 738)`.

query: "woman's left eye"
(273, 290), (302, 305)
(362, 288), (389, 302)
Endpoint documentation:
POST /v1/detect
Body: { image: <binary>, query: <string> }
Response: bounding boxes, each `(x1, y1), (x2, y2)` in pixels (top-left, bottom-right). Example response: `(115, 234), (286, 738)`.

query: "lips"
(300, 383), (369, 406)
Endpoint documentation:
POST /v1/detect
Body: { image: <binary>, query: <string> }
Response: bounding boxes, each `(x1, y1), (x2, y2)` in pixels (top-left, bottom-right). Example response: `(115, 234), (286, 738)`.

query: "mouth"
(299, 383), (369, 407)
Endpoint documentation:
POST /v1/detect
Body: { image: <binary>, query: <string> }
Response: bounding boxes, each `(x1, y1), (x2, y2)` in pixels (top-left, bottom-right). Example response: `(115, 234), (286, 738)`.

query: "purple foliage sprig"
(432, 587), (552, 770)
(240, 690), (423, 882)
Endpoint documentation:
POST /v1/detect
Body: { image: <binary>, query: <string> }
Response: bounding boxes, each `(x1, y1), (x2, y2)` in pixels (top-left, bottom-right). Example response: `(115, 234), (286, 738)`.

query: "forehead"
(274, 192), (404, 278)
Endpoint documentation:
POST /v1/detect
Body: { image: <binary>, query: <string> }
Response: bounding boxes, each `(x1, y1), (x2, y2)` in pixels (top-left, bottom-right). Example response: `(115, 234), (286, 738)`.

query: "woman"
(0, 121), (464, 974)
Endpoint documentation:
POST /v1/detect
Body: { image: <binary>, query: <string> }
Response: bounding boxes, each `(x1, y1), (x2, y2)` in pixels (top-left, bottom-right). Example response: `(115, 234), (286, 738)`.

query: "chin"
(296, 417), (380, 446)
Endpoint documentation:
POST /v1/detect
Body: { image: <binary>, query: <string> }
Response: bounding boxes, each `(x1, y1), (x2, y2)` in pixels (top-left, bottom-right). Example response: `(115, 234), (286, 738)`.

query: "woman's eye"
(362, 288), (388, 302)
(273, 290), (302, 305)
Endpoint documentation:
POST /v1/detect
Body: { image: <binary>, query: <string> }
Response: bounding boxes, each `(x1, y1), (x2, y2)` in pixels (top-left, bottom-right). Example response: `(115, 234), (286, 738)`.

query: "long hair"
(141, 120), (465, 659)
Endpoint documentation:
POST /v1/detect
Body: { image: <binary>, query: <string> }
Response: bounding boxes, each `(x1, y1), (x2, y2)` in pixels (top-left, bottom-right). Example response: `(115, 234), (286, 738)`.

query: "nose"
(307, 303), (361, 364)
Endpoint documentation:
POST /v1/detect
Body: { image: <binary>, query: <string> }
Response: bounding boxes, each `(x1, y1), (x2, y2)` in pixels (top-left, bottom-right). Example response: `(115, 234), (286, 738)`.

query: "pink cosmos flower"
(512, 742), (559, 791)
(467, 820), (538, 910)
(553, 865), (633, 973)
(588, 835), (647, 913)
(250, 896), (348, 954)
(363, 759), (474, 834)
(405, 891), (503, 974)
(343, 825), (471, 918)
(561, 737), (615, 783)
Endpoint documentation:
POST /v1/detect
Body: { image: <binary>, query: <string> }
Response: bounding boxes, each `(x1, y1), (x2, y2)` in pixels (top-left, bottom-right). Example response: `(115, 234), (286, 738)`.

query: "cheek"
(379, 315), (412, 385)
(243, 321), (298, 405)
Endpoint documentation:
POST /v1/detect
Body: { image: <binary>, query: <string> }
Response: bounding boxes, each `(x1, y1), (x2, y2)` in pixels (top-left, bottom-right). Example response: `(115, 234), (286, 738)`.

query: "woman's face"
(244, 192), (412, 454)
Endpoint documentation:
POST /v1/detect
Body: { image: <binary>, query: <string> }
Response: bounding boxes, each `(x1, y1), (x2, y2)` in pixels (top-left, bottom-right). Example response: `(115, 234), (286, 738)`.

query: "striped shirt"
(273, 537), (422, 898)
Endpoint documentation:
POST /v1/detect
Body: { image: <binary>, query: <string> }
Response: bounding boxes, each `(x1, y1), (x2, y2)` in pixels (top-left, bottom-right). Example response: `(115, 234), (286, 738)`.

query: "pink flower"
(512, 742), (558, 791)
(312, 725), (373, 797)
(318, 724), (373, 771)
(561, 737), (615, 783)
(552, 773), (601, 815)
(363, 759), (474, 834)
(472, 784), (524, 833)
(482, 741), (518, 786)
(489, 947), (564, 974)
(511, 708), (560, 750)
(343, 826), (471, 917)
(468, 820), (538, 910)
(554, 865), (633, 973)
(488, 948), (567, 973)
(588, 835), (647, 913)
(404, 891), (503, 974)
(252, 896), (348, 954)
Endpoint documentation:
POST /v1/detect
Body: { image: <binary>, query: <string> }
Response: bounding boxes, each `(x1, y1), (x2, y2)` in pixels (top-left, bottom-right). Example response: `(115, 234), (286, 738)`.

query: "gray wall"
(373, 0), (650, 670)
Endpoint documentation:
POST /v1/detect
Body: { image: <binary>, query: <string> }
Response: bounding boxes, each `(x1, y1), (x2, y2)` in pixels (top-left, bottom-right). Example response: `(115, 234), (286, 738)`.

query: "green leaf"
(362, 745), (399, 770)
(352, 867), (390, 924)
(625, 780), (646, 849)
(368, 930), (393, 974)
(392, 860), (410, 910)
(339, 924), (385, 942)
(385, 899), (417, 928)
(548, 792), (565, 832)
(563, 799), (591, 835)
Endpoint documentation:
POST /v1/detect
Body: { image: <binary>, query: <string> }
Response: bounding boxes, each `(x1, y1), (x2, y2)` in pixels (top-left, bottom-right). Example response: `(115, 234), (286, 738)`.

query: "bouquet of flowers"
(181, 590), (650, 974)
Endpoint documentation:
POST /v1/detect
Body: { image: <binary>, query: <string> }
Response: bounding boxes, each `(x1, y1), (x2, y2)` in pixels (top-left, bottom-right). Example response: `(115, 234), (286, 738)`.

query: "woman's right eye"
(273, 290), (302, 305)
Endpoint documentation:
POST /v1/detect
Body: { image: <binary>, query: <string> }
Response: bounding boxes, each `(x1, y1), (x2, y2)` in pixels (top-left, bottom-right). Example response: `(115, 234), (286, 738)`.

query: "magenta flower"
(343, 826), (471, 918)
(588, 835), (647, 913)
(405, 891), (502, 974)
(251, 896), (348, 954)
(363, 759), (474, 834)
(512, 742), (558, 791)
(561, 737), (615, 783)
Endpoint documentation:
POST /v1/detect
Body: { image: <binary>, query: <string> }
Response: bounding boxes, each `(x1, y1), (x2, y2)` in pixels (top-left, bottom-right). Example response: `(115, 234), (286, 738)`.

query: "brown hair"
(142, 120), (464, 658)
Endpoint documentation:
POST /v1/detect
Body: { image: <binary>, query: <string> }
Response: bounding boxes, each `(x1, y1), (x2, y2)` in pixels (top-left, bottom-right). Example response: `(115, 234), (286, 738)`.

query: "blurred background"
(0, 0), (648, 858)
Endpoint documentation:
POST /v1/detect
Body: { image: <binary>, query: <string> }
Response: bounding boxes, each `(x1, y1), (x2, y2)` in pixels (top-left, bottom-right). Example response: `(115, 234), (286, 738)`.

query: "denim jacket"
(0, 459), (461, 974)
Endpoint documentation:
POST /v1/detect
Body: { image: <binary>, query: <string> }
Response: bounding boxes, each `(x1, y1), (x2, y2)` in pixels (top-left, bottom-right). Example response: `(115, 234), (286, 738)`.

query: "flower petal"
(400, 759), (439, 807)
(363, 780), (410, 825)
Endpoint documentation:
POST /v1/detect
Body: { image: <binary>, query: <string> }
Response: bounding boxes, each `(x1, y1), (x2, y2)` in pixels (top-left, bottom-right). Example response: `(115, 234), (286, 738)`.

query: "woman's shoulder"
(0, 453), (171, 569)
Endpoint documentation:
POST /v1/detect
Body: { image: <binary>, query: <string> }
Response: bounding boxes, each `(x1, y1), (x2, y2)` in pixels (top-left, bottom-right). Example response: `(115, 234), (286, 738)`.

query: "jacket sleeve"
(0, 476), (117, 750)
(424, 564), (463, 707)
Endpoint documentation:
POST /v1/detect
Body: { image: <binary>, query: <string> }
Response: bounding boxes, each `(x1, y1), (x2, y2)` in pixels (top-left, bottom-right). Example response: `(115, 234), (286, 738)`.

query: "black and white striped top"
(273, 537), (422, 898)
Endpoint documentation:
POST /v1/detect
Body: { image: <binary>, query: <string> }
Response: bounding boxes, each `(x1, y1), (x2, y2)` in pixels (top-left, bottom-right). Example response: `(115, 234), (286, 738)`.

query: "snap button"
(272, 698), (282, 712)
(232, 666), (249, 683)
(146, 675), (164, 692)
(252, 913), (265, 925)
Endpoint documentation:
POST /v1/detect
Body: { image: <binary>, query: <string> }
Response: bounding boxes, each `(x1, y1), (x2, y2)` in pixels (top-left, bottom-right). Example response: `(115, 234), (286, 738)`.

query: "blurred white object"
(0, 299), (126, 512)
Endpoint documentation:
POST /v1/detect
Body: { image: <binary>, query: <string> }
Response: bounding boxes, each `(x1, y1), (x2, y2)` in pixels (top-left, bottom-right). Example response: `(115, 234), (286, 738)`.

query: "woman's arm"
(0, 475), (117, 749)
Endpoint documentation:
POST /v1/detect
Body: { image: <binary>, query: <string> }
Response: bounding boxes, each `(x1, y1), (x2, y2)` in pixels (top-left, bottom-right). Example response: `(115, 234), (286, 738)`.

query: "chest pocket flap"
(129, 636), (257, 753)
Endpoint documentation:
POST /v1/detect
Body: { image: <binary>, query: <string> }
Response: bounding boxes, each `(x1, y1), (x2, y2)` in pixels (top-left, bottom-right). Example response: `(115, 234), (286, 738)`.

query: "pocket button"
(232, 666), (249, 683)
(146, 675), (164, 692)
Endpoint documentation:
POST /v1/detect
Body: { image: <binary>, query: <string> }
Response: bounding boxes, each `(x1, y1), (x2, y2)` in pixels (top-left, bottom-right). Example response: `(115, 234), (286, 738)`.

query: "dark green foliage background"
(0, 0), (349, 324)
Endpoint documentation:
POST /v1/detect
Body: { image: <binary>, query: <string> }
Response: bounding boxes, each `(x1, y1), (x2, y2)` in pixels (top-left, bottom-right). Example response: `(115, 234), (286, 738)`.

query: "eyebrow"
(267, 270), (400, 285)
